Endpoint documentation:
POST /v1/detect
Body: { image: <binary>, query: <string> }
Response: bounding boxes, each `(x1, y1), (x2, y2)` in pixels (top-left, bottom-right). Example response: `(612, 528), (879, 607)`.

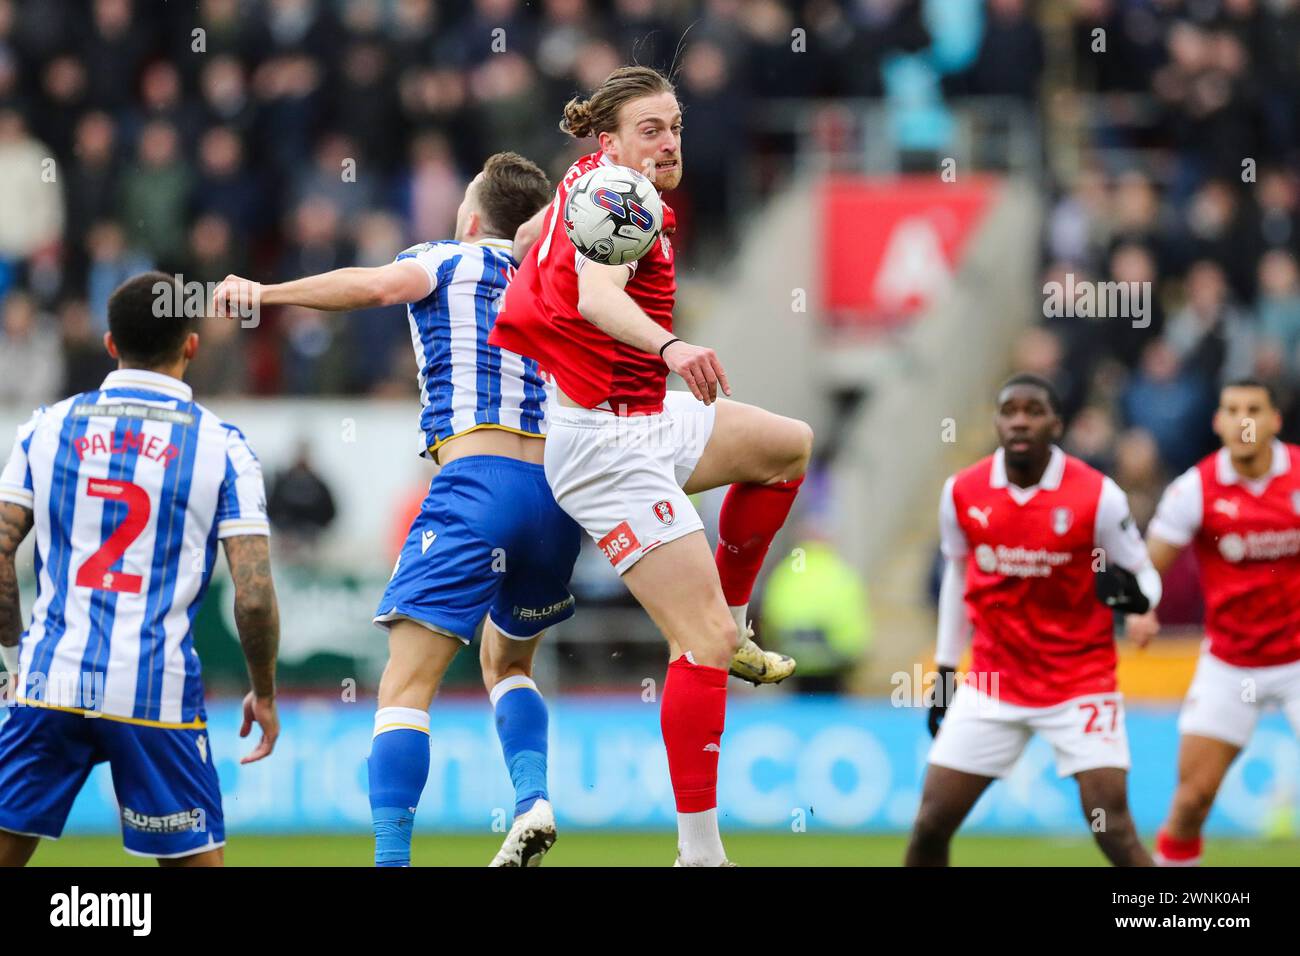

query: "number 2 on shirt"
(75, 478), (151, 594)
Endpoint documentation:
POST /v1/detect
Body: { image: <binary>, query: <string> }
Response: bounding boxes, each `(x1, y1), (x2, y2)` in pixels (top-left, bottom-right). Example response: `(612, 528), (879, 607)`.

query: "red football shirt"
(1149, 442), (1300, 667)
(489, 151), (677, 414)
(946, 449), (1119, 707)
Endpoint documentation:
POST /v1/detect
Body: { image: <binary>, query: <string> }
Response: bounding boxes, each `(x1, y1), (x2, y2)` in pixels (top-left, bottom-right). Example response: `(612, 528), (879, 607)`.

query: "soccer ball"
(563, 165), (663, 266)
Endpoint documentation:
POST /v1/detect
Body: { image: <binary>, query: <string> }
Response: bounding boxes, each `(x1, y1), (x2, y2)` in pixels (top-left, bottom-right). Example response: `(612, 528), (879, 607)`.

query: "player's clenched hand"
(239, 690), (279, 764)
(1125, 610), (1159, 649)
(662, 340), (731, 405)
(212, 274), (263, 318)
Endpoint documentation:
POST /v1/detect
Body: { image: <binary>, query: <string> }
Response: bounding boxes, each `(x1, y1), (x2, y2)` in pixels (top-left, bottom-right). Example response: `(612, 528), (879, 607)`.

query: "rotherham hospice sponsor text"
(1216, 528), (1300, 562)
(973, 543), (1073, 578)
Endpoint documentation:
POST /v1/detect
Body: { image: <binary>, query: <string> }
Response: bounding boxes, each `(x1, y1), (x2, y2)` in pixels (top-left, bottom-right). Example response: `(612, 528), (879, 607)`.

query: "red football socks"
(714, 477), (804, 606)
(1154, 828), (1203, 865)
(660, 654), (729, 813)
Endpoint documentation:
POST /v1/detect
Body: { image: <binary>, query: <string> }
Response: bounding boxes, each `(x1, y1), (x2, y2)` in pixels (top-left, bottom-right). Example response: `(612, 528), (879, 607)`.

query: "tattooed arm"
(222, 534), (279, 697)
(0, 502), (34, 665)
(222, 533), (280, 763)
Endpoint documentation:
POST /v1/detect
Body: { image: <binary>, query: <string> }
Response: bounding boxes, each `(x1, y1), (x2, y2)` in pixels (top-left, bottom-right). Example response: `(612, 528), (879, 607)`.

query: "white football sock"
(677, 808), (726, 866)
(372, 706), (430, 738)
(728, 604), (749, 637)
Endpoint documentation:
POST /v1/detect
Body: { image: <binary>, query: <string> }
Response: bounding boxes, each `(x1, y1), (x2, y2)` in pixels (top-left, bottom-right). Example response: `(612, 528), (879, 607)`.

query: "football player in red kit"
(491, 66), (813, 866)
(1140, 379), (1300, 866)
(906, 374), (1162, 866)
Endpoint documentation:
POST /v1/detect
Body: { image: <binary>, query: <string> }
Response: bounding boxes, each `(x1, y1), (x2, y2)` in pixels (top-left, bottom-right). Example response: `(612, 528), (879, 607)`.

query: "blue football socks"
(368, 706), (431, 867)
(490, 676), (549, 817)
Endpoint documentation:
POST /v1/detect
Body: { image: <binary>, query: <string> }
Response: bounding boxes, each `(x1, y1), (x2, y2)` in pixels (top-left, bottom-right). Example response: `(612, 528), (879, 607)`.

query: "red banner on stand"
(822, 175), (996, 329)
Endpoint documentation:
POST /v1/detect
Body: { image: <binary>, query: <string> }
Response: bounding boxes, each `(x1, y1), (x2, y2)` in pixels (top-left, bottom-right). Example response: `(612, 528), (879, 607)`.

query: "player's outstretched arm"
(576, 261), (731, 404)
(212, 261), (431, 316)
(0, 502), (33, 675)
(222, 533), (280, 764)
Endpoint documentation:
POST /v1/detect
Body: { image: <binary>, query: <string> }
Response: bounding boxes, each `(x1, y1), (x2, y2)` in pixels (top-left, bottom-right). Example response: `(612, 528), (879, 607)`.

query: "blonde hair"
(560, 66), (675, 139)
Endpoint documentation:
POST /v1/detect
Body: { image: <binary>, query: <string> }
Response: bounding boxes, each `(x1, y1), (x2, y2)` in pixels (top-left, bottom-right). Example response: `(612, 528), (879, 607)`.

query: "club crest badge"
(652, 500), (675, 526)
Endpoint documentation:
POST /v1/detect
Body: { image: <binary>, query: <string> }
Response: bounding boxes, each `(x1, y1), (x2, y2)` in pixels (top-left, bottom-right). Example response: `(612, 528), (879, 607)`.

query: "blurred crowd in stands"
(1025, 0), (1300, 501)
(0, 0), (942, 401)
(1006, 0), (1300, 626)
(2, 0), (1298, 518)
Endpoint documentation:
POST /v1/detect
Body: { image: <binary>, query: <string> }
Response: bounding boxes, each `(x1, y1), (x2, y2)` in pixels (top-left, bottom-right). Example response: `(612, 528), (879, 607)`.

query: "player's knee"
(1083, 797), (1132, 835)
(1080, 779), (1129, 814)
(788, 419), (813, 477)
(688, 615), (740, 669)
(768, 418), (813, 482)
(378, 655), (442, 709)
(910, 803), (957, 846)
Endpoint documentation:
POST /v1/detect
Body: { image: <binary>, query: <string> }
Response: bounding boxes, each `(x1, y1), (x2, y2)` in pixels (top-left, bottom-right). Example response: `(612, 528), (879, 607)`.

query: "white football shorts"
(1178, 650), (1300, 749)
(928, 684), (1131, 778)
(544, 390), (717, 575)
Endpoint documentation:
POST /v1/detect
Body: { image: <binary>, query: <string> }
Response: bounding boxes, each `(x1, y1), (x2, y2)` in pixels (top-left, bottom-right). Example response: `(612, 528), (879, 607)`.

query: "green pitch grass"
(26, 833), (1300, 867)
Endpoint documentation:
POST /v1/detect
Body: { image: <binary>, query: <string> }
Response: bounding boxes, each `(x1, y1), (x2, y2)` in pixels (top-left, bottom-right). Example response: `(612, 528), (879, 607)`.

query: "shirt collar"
(990, 445), (1065, 492)
(1216, 439), (1289, 486)
(101, 369), (192, 402)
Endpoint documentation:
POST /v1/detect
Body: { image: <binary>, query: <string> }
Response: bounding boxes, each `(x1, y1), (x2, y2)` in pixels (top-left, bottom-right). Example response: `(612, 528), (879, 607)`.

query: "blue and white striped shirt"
(0, 370), (269, 727)
(397, 238), (549, 458)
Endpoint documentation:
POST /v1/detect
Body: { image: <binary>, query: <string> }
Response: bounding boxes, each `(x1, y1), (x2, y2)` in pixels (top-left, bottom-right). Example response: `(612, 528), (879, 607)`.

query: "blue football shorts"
(0, 704), (224, 858)
(374, 454), (582, 642)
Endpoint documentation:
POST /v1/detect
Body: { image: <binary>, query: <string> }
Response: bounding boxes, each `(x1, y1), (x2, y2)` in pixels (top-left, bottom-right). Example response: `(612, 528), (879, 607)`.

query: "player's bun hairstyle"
(476, 151), (552, 241)
(998, 372), (1063, 416)
(107, 271), (197, 367)
(560, 66), (676, 139)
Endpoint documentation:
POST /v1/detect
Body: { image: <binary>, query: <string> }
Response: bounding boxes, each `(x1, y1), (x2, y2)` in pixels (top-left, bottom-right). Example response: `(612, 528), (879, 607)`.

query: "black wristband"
(658, 337), (681, 359)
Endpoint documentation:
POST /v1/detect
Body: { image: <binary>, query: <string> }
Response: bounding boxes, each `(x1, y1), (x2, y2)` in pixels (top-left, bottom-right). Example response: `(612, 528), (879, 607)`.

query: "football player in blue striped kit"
(0, 272), (281, 866)
(215, 152), (577, 867)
